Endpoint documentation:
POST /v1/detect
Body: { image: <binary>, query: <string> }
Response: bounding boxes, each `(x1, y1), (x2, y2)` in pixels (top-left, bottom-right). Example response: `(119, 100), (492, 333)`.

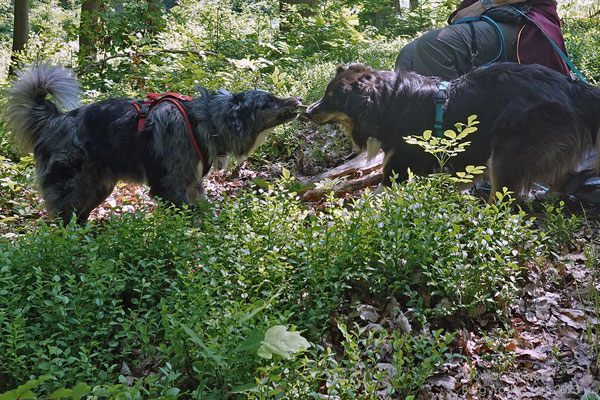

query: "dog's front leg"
(149, 182), (190, 208)
(187, 180), (207, 203)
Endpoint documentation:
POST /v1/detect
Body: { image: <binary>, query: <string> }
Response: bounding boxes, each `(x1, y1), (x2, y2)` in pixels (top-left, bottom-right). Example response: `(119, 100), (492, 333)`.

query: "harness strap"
(434, 81), (450, 138)
(131, 94), (210, 177)
(468, 21), (477, 67)
(455, 15), (506, 67)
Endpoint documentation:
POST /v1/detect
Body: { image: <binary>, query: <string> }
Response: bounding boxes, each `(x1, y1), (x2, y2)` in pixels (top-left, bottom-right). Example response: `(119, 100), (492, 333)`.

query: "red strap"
(156, 97), (208, 176)
(131, 96), (209, 177)
(147, 92), (194, 102)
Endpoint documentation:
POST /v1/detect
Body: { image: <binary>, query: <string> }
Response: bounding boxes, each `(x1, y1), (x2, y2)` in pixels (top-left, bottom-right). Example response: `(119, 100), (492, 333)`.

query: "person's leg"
(471, 21), (520, 67)
(395, 21), (520, 80)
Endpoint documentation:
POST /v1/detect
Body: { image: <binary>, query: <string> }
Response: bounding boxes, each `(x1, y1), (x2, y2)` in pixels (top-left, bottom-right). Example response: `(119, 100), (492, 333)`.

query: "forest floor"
(83, 150), (600, 399)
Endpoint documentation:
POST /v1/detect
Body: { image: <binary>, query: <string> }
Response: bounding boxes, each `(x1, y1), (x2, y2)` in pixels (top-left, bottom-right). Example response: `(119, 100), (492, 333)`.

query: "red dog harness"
(132, 92), (210, 177)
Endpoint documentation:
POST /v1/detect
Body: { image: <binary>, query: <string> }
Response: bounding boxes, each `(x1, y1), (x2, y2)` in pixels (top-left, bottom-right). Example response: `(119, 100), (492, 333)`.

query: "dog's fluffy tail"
(5, 64), (80, 154)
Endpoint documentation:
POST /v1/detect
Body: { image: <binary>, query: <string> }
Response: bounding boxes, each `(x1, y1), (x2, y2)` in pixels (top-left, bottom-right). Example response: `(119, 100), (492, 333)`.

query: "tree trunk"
(9, 0), (29, 77)
(374, 0), (400, 31)
(409, 0), (419, 9)
(145, 0), (165, 37)
(79, 0), (102, 64)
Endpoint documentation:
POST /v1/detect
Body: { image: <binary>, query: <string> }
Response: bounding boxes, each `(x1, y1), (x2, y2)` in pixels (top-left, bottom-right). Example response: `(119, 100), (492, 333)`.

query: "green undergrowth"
(0, 169), (558, 398)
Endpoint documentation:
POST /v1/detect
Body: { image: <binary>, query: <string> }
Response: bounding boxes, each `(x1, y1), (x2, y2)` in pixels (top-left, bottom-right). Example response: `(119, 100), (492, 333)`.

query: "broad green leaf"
(257, 325), (311, 359)
(443, 130), (456, 139)
(422, 130), (431, 140)
(49, 388), (73, 399)
(237, 330), (265, 353)
(230, 383), (257, 394)
(282, 168), (290, 180)
(467, 115), (478, 125)
(70, 383), (91, 400)
(253, 178), (270, 187)
(0, 391), (18, 400)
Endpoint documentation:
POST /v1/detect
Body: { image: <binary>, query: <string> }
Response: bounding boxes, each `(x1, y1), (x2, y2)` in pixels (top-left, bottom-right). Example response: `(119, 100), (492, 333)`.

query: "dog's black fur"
(306, 62), (600, 200)
(5, 65), (301, 223)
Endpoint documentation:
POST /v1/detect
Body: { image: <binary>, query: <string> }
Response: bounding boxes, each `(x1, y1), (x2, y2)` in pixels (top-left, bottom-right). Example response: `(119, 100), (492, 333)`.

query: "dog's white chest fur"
(237, 128), (273, 163)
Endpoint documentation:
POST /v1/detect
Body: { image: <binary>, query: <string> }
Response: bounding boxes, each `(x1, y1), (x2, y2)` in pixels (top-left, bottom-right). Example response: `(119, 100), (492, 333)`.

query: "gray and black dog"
(5, 65), (301, 223)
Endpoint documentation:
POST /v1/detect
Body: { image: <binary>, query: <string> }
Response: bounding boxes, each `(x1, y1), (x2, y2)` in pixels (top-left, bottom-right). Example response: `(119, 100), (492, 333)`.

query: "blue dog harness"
(434, 81), (450, 137)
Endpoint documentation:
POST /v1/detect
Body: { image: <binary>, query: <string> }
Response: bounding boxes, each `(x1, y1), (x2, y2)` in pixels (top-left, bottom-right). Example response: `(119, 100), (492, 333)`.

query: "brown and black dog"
(306, 63), (600, 200)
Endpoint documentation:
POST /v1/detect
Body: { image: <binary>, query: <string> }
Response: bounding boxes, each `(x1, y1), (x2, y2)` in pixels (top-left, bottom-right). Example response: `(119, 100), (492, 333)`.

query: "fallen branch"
(301, 171), (383, 203)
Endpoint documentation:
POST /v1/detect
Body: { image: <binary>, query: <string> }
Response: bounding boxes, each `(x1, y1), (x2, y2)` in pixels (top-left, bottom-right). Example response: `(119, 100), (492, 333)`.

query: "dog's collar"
(132, 93), (211, 177)
(434, 81), (450, 138)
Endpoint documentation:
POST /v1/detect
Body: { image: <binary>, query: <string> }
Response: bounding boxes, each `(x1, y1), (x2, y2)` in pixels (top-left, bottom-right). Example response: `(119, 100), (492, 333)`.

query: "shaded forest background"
(0, 1), (600, 399)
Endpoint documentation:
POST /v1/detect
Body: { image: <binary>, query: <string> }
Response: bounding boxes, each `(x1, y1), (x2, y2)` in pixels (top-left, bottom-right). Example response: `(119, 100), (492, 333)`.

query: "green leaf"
(180, 323), (226, 368)
(271, 66), (280, 85)
(582, 392), (600, 400)
(230, 383), (257, 394)
(49, 388), (73, 399)
(0, 391), (18, 400)
(467, 114), (478, 125)
(422, 130), (432, 140)
(237, 330), (265, 354)
(443, 130), (456, 139)
(13, 391), (35, 400)
(257, 326), (311, 359)
(70, 383), (91, 400)
(2, 377), (52, 400)
(281, 168), (290, 180)
(253, 178), (270, 187)
(461, 127), (478, 135)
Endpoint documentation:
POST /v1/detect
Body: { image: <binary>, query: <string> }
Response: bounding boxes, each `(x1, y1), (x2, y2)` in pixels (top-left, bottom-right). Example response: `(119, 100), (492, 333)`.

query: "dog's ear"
(195, 84), (214, 99)
(348, 63), (368, 73)
(336, 63), (369, 76)
(354, 73), (376, 91)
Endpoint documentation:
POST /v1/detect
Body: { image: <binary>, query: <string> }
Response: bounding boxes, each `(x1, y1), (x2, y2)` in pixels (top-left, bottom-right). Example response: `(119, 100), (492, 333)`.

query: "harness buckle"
(138, 103), (150, 118)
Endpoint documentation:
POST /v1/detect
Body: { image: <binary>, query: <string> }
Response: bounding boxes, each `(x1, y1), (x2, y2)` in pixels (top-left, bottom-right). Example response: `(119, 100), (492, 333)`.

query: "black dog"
(306, 63), (600, 200)
(6, 64), (301, 223)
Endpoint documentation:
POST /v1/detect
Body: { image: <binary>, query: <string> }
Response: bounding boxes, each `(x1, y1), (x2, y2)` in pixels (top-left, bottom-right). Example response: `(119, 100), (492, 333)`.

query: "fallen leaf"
(556, 325), (580, 347)
(515, 347), (547, 362)
(429, 374), (456, 390)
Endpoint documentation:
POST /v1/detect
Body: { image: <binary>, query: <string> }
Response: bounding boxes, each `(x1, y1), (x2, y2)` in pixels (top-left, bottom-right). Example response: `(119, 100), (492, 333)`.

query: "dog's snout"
(284, 96), (303, 109)
(305, 100), (321, 118)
